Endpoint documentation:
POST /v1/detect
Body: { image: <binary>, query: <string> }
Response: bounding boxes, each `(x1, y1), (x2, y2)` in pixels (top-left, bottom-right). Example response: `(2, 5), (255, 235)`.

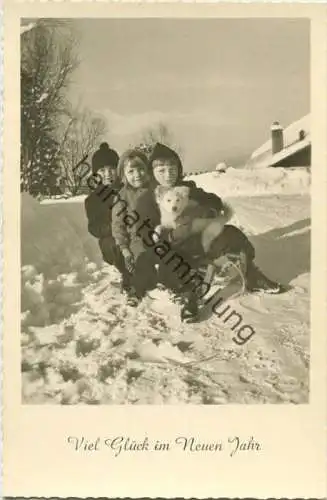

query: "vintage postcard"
(2, 0), (327, 497)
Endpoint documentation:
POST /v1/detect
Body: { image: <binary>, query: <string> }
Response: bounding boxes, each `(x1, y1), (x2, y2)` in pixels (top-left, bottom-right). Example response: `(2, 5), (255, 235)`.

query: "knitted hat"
(91, 142), (119, 174)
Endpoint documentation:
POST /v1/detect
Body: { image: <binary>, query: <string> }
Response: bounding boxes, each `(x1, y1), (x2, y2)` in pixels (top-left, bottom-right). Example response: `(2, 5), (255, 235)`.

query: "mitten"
(122, 248), (135, 273)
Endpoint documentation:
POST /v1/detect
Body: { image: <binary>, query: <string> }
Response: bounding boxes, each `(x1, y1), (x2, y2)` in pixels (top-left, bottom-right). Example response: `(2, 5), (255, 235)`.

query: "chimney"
(271, 121), (284, 154)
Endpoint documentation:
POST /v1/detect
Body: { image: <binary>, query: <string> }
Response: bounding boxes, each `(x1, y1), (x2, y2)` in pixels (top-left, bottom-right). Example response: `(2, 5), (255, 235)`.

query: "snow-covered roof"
(251, 114), (310, 160)
(269, 136), (310, 167)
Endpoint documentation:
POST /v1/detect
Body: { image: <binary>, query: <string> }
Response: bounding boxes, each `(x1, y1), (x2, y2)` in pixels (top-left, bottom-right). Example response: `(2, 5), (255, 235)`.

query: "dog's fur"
(154, 185), (234, 251)
(155, 185), (194, 230)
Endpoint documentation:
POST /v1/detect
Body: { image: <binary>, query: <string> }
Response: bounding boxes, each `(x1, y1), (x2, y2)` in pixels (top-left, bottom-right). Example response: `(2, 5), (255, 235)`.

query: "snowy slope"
(22, 192), (103, 276)
(21, 171), (310, 404)
(187, 167), (310, 198)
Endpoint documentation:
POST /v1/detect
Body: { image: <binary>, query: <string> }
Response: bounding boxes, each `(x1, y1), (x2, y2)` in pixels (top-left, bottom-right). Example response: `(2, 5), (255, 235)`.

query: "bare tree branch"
(139, 121), (183, 156)
(59, 106), (107, 195)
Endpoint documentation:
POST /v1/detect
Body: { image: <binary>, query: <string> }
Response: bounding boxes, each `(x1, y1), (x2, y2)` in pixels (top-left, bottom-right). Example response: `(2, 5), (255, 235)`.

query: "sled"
(148, 252), (247, 324)
(187, 252), (247, 323)
(197, 267), (245, 322)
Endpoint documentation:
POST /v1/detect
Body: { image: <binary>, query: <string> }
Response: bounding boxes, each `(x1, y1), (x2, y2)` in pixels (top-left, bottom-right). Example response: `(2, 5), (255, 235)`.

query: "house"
(246, 114), (311, 168)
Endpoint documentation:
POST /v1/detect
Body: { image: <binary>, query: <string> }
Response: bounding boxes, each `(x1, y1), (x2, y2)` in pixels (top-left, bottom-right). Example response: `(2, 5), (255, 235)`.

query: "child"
(91, 142), (120, 175)
(84, 147), (129, 291)
(149, 142), (227, 216)
(111, 149), (158, 306)
(149, 143), (285, 322)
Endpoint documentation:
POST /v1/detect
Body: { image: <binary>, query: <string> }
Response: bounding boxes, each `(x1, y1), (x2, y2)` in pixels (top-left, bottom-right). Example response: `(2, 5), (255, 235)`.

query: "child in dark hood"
(84, 144), (128, 290)
(149, 143), (234, 252)
(149, 142), (227, 217)
(111, 149), (158, 306)
(149, 143), (285, 322)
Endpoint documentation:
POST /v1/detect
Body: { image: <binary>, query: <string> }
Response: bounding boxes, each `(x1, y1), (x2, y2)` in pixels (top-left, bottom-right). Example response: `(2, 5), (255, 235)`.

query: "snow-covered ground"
(21, 168), (311, 404)
(187, 166), (310, 197)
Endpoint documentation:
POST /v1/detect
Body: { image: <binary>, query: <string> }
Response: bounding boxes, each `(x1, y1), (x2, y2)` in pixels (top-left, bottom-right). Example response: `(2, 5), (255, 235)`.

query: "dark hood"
(148, 143), (184, 183)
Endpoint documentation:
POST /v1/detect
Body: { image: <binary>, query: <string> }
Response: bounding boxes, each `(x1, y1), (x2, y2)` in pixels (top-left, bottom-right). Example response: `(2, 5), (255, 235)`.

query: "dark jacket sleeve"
(84, 196), (111, 239)
(183, 180), (224, 216)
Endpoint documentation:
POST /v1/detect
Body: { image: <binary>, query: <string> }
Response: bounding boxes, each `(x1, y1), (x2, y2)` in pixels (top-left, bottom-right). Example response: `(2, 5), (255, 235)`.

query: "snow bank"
(187, 166), (310, 198)
(22, 193), (102, 275)
(40, 194), (87, 205)
(21, 193), (105, 328)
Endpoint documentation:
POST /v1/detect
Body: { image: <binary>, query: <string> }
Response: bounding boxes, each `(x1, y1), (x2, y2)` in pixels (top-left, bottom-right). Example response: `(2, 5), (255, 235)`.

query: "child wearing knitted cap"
(85, 143), (129, 290)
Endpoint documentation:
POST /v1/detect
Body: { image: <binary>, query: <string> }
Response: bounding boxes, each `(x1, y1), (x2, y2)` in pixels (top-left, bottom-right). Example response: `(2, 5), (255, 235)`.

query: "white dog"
(153, 185), (234, 251)
(154, 185), (193, 233)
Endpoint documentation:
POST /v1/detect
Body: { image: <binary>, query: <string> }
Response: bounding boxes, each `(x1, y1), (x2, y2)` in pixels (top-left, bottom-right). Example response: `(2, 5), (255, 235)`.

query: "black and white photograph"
(20, 17), (311, 405)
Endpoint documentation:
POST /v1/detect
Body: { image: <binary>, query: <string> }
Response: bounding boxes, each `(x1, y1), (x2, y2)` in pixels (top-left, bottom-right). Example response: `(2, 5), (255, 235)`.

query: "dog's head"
(155, 185), (191, 217)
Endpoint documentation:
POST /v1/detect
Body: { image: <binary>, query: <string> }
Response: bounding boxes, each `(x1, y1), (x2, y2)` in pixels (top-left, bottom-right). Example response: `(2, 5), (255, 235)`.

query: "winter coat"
(111, 184), (159, 258)
(179, 179), (224, 217)
(84, 182), (121, 239)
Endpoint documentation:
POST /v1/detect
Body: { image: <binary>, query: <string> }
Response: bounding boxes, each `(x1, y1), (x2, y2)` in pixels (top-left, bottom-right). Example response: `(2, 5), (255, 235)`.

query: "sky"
(68, 18), (310, 172)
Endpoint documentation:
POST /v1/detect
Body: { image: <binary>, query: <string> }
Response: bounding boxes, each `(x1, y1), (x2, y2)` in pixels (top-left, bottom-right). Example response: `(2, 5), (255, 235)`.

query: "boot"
(180, 291), (199, 323)
(126, 286), (142, 307)
(212, 251), (247, 285)
(246, 262), (287, 294)
(120, 273), (131, 294)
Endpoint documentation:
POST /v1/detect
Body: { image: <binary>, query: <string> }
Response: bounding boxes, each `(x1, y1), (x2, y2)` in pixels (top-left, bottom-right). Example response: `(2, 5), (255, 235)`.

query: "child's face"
(98, 166), (117, 186)
(124, 159), (148, 188)
(152, 159), (179, 187)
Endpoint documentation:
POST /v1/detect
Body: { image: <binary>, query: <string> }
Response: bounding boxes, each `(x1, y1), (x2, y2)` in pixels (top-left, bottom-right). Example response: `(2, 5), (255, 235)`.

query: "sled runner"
(179, 252), (247, 323)
(147, 252), (247, 324)
(195, 254), (247, 322)
(148, 248), (286, 323)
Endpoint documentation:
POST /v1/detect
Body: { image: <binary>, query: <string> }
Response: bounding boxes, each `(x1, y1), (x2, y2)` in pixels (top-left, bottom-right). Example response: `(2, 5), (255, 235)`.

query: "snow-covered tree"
(21, 19), (79, 196)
